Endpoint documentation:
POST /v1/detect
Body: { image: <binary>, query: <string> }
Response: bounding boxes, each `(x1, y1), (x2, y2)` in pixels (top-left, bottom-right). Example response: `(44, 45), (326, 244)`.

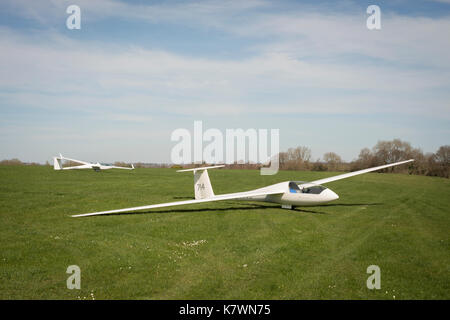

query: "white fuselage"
(238, 181), (339, 207)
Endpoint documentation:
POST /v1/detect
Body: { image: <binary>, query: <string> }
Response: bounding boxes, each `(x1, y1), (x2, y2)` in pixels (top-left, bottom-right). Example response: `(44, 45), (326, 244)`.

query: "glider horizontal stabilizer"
(176, 165), (225, 172)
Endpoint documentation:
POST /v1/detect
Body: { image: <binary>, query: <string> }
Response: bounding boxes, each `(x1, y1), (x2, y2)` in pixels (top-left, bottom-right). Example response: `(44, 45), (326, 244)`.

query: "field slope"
(0, 165), (448, 299)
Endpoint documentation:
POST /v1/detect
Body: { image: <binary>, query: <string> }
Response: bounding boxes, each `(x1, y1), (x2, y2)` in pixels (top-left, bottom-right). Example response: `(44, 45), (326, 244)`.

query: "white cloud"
(0, 24), (448, 119)
(0, 0), (449, 162)
(3, 0), (450, 70)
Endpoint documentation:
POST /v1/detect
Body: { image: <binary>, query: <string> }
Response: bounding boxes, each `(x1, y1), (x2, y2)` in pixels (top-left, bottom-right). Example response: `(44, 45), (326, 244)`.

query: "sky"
(0, 0), (449, 164)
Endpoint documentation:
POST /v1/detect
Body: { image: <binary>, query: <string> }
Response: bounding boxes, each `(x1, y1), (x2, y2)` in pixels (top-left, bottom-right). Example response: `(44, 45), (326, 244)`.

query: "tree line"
(1, 139), (448, 178)
(278, 139), (449, 178)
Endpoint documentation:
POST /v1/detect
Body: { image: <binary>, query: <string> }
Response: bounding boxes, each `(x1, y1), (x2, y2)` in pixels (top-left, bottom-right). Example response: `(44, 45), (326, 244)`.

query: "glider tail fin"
(194, 169), (215, 200)
(177, 165), (225, 200)
(53, 156), (63, 170)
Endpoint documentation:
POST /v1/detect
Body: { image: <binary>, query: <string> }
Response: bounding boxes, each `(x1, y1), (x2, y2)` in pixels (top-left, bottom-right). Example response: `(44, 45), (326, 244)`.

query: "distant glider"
(72, 159), (413, 217)
(53, 154), (134, 172)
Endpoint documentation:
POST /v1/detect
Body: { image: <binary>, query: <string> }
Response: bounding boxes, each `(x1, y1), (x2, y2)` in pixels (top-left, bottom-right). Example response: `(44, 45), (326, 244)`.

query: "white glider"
(53, 154), (134, 172)
(71, 160), (414, 217)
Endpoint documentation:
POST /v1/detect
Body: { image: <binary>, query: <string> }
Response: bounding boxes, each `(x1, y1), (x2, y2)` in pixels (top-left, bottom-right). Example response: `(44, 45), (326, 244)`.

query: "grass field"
(0, 165), (448, 299)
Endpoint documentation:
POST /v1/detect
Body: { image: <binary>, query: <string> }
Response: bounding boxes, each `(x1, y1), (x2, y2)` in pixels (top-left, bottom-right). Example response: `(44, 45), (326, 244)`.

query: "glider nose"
(324, 189), (339, 201)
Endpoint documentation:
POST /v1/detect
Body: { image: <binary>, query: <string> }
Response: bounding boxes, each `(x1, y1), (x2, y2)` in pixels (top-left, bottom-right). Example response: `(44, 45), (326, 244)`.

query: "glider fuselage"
(233, 181), (339, 207)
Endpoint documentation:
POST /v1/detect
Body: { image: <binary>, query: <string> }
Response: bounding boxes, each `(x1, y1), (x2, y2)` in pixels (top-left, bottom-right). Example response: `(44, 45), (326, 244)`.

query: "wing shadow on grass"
(102, 202), (275, 217)
(172, 196), (195, 200)
(320, 202), (383, 207)
(293, 207), (328, 214)
(90, 202), (383, 217)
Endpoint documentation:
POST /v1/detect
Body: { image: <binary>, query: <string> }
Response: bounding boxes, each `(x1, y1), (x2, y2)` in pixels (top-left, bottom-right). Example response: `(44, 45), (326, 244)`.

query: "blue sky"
(0, 0), (449, 163)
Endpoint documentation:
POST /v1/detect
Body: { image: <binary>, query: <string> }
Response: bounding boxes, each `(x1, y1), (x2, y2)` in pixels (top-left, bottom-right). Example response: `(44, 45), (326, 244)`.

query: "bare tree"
(432, 145), (450, 178)
(323, 152), (342, 171)
(351, 147), (375, 171)
(435, 145), (450, 165)
(283, 146), (312, 170)
(373, 139), (412, 161)
(372, 139), (414, 172)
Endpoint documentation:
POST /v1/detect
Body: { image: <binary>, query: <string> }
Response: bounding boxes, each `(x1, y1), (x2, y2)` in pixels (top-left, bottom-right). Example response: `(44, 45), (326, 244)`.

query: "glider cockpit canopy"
(288, 181), (327, 194)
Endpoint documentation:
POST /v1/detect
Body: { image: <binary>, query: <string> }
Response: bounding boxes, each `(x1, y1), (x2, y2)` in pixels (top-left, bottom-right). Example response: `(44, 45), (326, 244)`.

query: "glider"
(72, 159), (414, 217)
(53, 154), (134, 172)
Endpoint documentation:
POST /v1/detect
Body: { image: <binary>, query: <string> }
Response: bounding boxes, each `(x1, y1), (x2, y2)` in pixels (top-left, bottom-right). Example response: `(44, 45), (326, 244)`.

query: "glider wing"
(71, 189), (284, 217)
(308, 159), (414, 185)
(110, 164), (134, 170)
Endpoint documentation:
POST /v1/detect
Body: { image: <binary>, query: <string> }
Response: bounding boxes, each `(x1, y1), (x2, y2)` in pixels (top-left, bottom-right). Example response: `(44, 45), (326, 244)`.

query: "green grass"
(0, 165), (448, 299)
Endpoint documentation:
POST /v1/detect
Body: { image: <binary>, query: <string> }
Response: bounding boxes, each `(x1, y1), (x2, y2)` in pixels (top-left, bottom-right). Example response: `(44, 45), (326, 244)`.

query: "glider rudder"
(53, 156), (62, 170)
(177, 165), (225, 200)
